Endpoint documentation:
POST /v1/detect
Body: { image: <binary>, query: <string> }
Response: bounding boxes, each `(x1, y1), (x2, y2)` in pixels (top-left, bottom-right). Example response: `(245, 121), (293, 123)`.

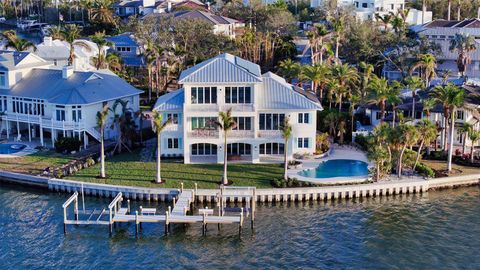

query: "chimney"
(44, 36), (53, 46)
(167, 1), (172, 12)
(62, 66), (74, 79)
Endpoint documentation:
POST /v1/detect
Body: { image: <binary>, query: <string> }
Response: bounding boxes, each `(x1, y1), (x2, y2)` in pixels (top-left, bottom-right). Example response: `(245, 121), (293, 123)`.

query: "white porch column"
(27, 122), (31, 142)
(6, 120), (9, 139)
(51, 121), (55, 147)
(83, 131), (88, 149)
(62, 121), (66, 137)
(252, 142), (260, 163)
(39, 117), (44, 146)
(16, 116), (20, 138)
(183, 141), (190, 164)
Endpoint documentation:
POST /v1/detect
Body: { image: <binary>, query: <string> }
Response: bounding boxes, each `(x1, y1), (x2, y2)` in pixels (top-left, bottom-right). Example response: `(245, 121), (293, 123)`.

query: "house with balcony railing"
(153, 53), (322, 164)
(0, 50), (142, 148)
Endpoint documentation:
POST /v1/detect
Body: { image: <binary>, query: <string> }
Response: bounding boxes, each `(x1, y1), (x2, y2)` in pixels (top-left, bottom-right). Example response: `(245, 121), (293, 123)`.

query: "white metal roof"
(153, 89), (185, 111)
(178, 53), (262, 84)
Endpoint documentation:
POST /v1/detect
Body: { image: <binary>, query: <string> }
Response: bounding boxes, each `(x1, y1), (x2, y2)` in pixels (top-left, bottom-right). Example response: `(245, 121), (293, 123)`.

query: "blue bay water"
(0, 183), (479, 269)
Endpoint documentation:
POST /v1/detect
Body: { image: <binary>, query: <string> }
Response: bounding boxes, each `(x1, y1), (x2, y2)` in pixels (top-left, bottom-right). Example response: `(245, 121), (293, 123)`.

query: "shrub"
(402, 149), (417, 169)
(271, 178), (316, 188)
(354, 134), (371, 151)
(415, 163), (435, 178)
(316, 132), (330, 154)
(54, 137), (82, 153)
(425, 151), (447, 160)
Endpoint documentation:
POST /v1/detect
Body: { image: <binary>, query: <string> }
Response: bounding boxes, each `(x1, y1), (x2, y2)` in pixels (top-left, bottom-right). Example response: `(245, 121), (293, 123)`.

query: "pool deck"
(288, 145), (373, 184)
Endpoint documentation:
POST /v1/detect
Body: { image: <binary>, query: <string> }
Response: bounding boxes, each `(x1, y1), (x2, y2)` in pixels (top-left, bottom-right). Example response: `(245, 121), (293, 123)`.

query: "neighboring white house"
(363, 85), (480, 150)
(310, 0), (431, 25)
(0, 50), (142, 148)
(153, 53), (322, 164)
(35, 37), (102, 71)
(113, 0), (156, 18)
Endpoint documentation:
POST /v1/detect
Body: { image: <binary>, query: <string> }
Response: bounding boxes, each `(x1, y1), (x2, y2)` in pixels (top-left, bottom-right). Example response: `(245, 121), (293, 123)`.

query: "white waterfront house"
(153, 53), (322, 164)
(35, 37), (102, 71)
(0, 50), (142, 148)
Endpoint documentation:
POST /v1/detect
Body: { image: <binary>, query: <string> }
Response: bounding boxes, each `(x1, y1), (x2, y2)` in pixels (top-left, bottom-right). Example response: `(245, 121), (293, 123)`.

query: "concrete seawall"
(1, 171), (479, 203)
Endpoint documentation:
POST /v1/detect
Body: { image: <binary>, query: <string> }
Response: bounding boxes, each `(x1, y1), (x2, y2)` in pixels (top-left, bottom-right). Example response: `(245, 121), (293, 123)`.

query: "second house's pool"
(298, 159), (369, 179)
(0, 144), (27, 154)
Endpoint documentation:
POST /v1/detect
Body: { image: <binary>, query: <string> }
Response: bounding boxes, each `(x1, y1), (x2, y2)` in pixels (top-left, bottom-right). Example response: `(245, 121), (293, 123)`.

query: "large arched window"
(227, 143), (252, 156)
(191, 143), (217, 156)
(259, 143), (285, 155)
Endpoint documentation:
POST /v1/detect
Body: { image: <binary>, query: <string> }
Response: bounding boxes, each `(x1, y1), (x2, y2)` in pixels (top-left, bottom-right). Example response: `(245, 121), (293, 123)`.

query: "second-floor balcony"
(230, 130), (254, 138)
(1, 113), (85, 130)
(257, 130), (282, 138)
(221, 104), (255, 112)
(186, 104), (219, 112)
(187, 129), (219, 139)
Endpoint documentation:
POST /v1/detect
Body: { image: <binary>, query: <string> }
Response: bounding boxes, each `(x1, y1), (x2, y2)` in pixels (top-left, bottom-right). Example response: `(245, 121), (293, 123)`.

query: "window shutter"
(179, 138), (183, 149)
(178, 113), (182, 125)
(164, 138), (169, 149)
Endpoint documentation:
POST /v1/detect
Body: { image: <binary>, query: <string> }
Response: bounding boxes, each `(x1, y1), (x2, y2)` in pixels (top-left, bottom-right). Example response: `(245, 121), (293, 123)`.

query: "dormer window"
(0, 71), (6, 87)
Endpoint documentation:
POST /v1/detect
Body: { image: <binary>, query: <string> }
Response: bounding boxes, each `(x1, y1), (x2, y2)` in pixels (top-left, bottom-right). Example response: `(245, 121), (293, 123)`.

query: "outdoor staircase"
(86, 127), (101, 142)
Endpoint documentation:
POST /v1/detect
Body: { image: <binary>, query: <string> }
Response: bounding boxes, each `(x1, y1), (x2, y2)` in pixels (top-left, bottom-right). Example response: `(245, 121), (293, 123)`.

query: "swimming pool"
(298, 159), (369, 178)
(0, 144), (27, 154)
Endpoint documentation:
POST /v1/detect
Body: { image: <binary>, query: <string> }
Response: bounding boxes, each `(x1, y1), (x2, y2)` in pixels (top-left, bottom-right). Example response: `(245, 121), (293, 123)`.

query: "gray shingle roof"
(153, 89), (185, 111)
(0, 69), (142, 105)
(260, 72), (322, 110)
(178, 53), (262, 84)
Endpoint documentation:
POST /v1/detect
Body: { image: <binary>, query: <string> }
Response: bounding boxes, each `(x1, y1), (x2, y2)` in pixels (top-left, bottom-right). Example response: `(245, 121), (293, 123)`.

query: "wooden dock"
(62, 186), (255, 236)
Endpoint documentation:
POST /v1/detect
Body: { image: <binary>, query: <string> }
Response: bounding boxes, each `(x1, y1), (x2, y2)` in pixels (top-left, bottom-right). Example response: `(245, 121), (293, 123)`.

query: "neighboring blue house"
(113, 0), (155, 18)
(106, 33), (145, 68)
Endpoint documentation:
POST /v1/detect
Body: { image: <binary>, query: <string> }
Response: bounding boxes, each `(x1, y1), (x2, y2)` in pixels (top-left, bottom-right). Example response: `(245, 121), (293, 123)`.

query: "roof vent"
(62, 66), (74, 79)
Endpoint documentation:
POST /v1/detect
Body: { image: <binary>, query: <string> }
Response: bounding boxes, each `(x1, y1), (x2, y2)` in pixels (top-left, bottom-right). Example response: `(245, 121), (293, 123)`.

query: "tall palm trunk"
(443, 115), (449, 150)
(448, 0), (452, 20)
(100, 128), (105, 178)
(413, 140), (425, 171)
(447, 112), (455, 172)
(398, 145), (407, 178)
(462, 133), (467, 156)
(380, 101), (386, 123)
(471, 143), (476, 163)
(156, 132), (162, 183)
(222, 133), (228, 185)
(283, 138), (288, 180)
(335, 37), (340, 59)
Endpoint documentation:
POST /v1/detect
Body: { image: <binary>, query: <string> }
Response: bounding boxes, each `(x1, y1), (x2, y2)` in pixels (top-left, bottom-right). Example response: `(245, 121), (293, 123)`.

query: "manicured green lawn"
(0, 151), (74, 175)
(423, 159), (480, 176)
(68, 150), (282, 189)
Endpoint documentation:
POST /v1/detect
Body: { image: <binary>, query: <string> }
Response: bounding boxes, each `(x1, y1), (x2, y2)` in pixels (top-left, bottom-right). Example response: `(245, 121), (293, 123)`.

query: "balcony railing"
(221, 104), (255, 112)
(187, 129), (219, 139)
(230, 130), (254, 138)
(257, 130), (282, 138)
(1, 113), (85, 130)
(186, 104), (219, 112)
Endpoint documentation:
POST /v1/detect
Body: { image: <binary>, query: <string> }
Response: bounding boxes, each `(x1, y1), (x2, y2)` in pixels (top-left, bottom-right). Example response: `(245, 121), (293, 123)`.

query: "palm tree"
(414, 119), (437, 170)
(90, 31), (112, 70)
(2, 30), (36, 51)
(62, 24), (81, 65)
(47, 26), (65, 40)
(280, 117), (292, 180)
(449, 33), (477, 78)
(302, 64), (331, 99)
(431, 83), (465, 172)
(331, 64), (359, 110)
(375, 13), (392, 31)
(96, 104), (109, 178)
(359, 62), (374, 98)
(151, 111), (172, 184)
(386, 84), (402, 128)
(91, 0), (115, 25)
(392, 124), (418, 178)
(366, 76), (391, 123)
(404, 76), (423, 120)
(349, 94), (360, 138)
(448, 0), (452, 20)
(213, 108), (236, 185)
(311, 24), (332, 65)
(422, 98), (436, 118)
(411, 54), (437, 87)
(277, 59), (301, 84)
(458, 123), (473, 156)
(329, 15), (345, 60)
(337, 120), (347, 144)
(468, 130), (480, 163)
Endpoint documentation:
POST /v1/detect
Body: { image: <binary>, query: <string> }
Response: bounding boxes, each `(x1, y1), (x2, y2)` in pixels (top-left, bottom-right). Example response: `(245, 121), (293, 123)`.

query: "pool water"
(0, 144), (27, 154)
(298, 159), (369, 178)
